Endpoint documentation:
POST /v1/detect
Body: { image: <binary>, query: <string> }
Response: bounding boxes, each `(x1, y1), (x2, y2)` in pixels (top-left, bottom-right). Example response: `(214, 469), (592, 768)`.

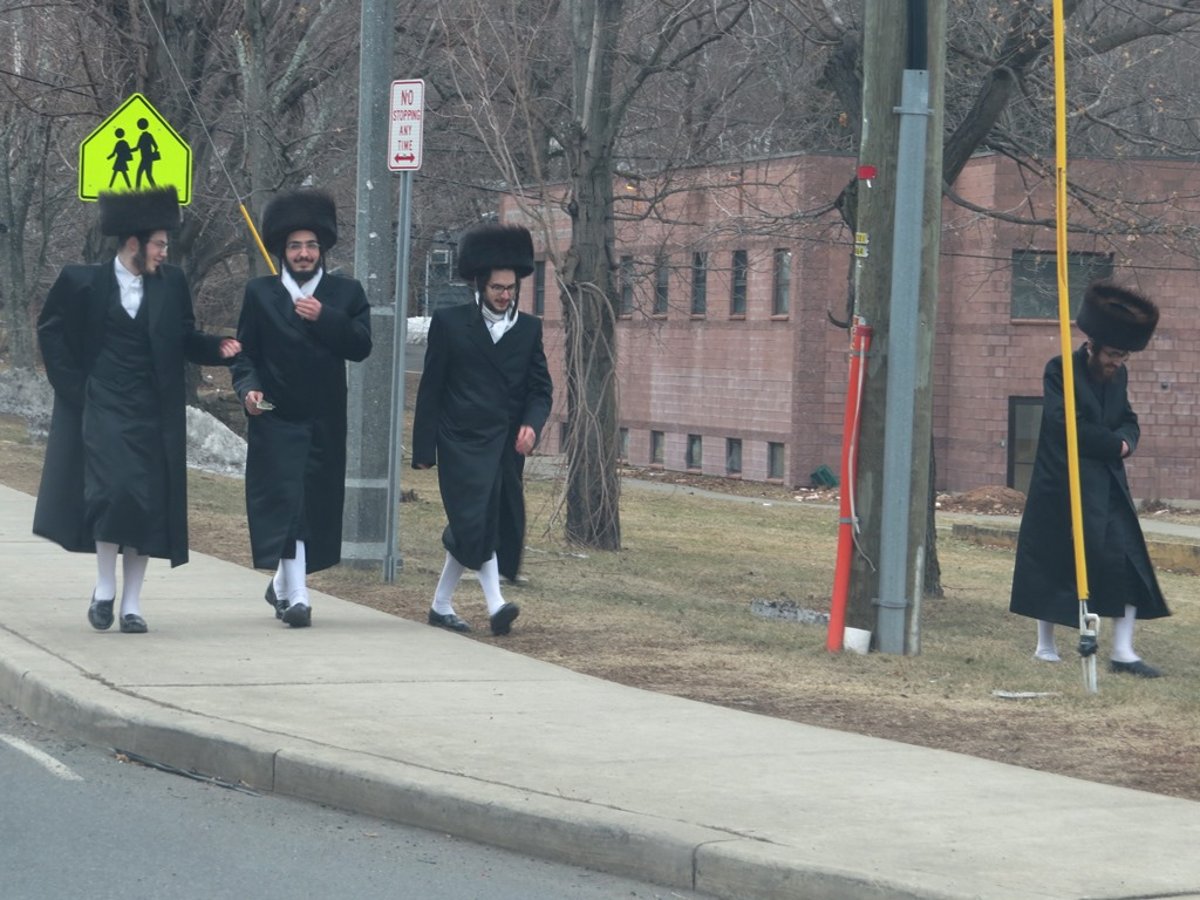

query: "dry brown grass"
(4, 412), (1198, 801)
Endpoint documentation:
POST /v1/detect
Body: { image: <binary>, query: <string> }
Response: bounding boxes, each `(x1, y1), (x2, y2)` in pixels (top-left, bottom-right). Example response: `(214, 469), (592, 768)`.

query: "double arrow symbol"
(393, 153), (415, 164)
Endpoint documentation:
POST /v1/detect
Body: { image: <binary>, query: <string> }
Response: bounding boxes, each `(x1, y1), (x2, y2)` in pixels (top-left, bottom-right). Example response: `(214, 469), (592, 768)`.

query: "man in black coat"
(34, 187), (241, 633)
(412, 222), (553, 636)
(1010, 282), (1168, 677)
(232, 190), (371, 628)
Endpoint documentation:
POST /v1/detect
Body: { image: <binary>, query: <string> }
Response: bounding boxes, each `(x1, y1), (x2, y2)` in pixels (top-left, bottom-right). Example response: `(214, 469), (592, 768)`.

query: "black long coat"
(33, 262), (229, 567)
(231, 273), (371, 573)
(1010, 345), (1168, 626)
(411, 303), (553, 577)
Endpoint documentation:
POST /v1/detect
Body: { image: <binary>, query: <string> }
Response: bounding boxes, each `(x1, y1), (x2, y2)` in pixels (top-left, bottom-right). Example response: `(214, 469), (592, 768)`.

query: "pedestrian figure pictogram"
(79, 94), (191, 204)
(134, 118), (159, 189)
(106, 129), (133, 189)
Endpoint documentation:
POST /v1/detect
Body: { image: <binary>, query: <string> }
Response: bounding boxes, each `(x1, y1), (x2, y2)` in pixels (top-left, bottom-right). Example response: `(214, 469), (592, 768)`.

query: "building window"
(726, 438), (742, 475)
(772, 249), (791, 316)
(533, 260), (546, 317)
(1010, 250), (1113, 319)
(686, 434), (702, 469)
(730, 249), (748, 316)
(650, 430), (664, 465)
(618, 427), (629, 462)
(618, 255), (636, 316)
(1007, 397), (1043, 495)
(654, 255), (669, 315)
(691, 251), (707, 316)
(559, 420), (569, 453)
(767, 441), (785, 480)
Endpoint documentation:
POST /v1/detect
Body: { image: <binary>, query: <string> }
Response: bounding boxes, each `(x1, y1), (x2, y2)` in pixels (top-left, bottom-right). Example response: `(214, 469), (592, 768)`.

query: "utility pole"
(846, 0), (946, 654)
(343, 0), (397, 571)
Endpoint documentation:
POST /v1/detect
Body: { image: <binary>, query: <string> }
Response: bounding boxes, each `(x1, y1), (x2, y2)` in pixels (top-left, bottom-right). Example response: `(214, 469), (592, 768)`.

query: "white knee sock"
(120, 551), (149, 618)
(1111, 604), (1139, 663)
(95, 541), (119, 600)
(479, 553), (505, 616)
(432, 552), (465, 615)
(1034, 620), (1059, 661)
(272, 563), (287, 601)
(281, 540), (308, 606)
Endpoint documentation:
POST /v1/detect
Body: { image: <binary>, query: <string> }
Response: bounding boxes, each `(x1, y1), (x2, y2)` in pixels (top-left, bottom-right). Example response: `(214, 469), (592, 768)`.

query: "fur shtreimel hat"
(457, 222), (535, 280)
(1076, 281), (1160, 352)
(98, 186), (180, 237)
(261, 190), (338, 257)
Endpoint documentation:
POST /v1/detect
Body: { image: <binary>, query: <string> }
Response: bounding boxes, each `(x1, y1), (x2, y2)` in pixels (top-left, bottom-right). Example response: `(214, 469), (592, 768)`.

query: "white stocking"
(432, 552), (465, 615)
(281, 540), (308, 606)
(95, 541), (119, 600)
(479, 553), (505, 616)
(1111, 604), (1139, 663)
(120, 551), (149, 617)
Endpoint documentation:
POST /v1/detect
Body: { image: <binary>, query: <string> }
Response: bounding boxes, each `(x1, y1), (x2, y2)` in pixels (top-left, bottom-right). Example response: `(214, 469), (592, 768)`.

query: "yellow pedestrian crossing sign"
(78, 93), (192, 204)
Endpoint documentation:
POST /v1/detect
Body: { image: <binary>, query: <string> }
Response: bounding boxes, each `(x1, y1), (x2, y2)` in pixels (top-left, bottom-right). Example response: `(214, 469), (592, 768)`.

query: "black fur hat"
(1077, 281), (1160, 352)
(261, 190), (338, 257)
(457, 222), (535, 280)
(98, 186), (180, 237)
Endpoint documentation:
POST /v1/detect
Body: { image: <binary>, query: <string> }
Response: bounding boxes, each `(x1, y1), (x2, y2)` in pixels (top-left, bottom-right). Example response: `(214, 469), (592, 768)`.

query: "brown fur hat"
(261, 190), (338, 257)
(457, 222), (535, 280)
(1077, 281), (1160, 352)
(98, 186), (180, 237)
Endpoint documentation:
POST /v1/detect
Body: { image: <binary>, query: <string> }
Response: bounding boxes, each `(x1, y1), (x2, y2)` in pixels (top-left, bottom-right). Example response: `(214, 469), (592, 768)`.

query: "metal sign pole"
(383, 170), (413, 582)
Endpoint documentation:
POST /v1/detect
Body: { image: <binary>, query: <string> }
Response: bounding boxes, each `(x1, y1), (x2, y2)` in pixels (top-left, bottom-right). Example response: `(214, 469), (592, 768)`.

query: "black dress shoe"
(119, 614), (148, 634)
(282, 602), (311, 628)
(265, 581), (285, 619)
(88, 594), (115, 631)
(489, 602), (520, 636)
(1109, 659), (1163, 678)
(427, 609), (471, 632)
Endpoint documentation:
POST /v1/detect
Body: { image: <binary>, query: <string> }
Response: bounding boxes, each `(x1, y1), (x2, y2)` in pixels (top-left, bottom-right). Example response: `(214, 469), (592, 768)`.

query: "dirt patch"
(938, 485), (1027, 516)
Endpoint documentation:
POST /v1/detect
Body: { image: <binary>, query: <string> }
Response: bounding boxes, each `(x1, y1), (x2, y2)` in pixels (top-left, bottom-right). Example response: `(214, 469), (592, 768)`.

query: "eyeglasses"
(286, 241), (321, 252)
(147, 239), (169, 251)
(1096, 346), (1130, 362)
(487, 283), (517, 295)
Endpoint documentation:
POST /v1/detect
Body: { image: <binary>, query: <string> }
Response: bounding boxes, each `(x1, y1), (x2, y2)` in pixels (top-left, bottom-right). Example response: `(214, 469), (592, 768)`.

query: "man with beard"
(34, 186), (241, 633)
(232, 190), (371, 628)
(412, 222), (553, 636)
(1010, 281), (1168, 676)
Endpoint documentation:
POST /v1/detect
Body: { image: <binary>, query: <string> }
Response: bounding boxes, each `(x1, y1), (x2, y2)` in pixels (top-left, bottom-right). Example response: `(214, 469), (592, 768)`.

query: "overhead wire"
(138, 0), (276, 274)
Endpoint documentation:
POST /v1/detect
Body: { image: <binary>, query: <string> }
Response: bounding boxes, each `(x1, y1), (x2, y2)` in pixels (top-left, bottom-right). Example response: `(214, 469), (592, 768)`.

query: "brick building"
(499, 152), (1200, 501)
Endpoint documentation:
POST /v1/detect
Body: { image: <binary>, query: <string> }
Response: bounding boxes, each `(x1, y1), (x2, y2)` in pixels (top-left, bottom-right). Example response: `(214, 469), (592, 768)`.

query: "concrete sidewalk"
(1, 482), (1198, 900)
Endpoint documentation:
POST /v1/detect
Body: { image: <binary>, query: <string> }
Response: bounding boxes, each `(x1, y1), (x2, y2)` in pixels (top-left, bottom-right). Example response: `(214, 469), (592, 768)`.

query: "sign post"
(79, 93), (192, 203)
(383, 79), (424, 582)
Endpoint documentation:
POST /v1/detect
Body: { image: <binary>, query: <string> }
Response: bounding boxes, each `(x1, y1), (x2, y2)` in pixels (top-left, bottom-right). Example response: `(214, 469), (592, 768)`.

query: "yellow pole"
(1052, 0), (1098, 691)
(239, 202), (277, 275)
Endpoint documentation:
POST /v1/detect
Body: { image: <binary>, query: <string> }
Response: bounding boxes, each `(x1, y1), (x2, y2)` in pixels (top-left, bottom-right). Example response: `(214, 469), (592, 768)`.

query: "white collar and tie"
(281, 267), (323, 303)
(113, 256), (143, 318)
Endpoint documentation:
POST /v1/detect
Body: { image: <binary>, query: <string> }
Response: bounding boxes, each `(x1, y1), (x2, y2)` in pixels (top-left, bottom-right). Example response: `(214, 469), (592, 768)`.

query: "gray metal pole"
(343, 0), (396, 573)
(875, 67), (931, 654)
(382, 172), (412, 582)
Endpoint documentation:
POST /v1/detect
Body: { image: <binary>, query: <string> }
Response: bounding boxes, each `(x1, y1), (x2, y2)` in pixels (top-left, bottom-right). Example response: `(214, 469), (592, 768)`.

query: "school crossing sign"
(79, 93), (192, 204)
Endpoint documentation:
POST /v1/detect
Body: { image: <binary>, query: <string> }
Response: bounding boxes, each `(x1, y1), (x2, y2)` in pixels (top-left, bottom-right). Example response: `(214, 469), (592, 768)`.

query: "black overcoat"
(1009, 344), (1168, 626)
(32, 262), (228, 567)
(231, 272), (371, 573)
(411, 303), (553, 577)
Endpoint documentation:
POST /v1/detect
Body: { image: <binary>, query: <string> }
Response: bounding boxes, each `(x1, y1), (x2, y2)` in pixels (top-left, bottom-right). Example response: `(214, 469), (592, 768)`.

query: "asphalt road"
(0, 703), (708, 900)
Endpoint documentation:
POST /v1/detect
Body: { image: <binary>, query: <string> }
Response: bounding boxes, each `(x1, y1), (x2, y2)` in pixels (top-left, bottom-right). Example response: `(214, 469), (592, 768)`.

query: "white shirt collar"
(113, 256), (143, 318)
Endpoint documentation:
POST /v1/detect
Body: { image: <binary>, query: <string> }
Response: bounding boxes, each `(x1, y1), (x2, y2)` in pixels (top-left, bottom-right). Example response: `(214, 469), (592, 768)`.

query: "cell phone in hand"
(255, 399), (275, 411)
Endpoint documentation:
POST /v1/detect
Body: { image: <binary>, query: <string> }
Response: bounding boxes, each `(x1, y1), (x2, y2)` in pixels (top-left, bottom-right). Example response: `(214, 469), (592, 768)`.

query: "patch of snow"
(0, 368), (245, 477)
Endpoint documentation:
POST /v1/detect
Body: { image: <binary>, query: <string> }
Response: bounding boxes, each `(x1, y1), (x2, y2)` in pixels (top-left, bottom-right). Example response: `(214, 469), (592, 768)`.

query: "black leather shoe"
(282, 602), (311, 628)
(265, 581), (285, 619)
(489, 602), (520, 636)
(119, 614), (148, 634)
(428, 609), (471, 632)
(88, 594), (115, 631)
(1109, 659), (1163, 678)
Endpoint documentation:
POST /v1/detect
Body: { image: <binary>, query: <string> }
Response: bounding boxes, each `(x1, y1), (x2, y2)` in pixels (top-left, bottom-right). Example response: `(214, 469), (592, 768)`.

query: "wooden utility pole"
(846, 0), (946, 654)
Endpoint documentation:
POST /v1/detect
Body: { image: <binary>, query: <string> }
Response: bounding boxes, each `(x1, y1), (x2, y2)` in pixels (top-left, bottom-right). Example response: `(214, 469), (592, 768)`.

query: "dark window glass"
(1010, 250), (1113, 319)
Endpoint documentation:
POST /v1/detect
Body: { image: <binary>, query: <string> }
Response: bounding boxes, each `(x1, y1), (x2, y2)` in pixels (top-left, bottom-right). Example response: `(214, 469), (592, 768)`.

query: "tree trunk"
(560, 0), (622, 550)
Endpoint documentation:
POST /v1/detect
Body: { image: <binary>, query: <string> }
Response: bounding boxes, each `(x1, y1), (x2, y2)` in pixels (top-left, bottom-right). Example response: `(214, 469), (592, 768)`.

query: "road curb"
(0, 625), (923, 900)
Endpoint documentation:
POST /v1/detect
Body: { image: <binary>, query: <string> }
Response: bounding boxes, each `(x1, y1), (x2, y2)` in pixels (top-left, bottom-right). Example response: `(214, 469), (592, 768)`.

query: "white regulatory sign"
(388, 79), (424, 171)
